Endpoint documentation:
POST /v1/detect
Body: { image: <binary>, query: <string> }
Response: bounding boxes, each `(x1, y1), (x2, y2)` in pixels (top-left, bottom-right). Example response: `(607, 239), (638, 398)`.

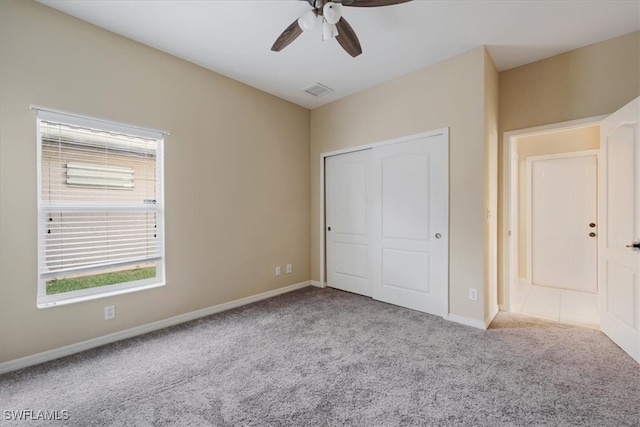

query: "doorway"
(503, 121), (603, 328)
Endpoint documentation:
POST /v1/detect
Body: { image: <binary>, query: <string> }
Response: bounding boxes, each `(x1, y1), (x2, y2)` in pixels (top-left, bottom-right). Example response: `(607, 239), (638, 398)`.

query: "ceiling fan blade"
(335, 17), (362, 57)
(271, 19), (304, 52)
(343, 0), (412, 6)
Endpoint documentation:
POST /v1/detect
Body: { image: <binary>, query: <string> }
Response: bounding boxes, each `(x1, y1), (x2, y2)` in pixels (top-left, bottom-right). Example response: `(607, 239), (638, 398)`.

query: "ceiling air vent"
(303, 83), (334, 98)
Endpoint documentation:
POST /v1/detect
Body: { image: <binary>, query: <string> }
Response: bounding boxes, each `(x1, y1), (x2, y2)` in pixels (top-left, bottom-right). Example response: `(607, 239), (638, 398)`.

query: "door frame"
(525, 150), (599, 288)
(319, 128), (449, 310)
(501, 116), (606, 311)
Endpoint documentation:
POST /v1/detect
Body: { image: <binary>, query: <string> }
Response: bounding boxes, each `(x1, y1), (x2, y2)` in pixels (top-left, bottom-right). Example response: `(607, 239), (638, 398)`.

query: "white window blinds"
(36, 108), (165, 306)
(66, 162), (135, 189)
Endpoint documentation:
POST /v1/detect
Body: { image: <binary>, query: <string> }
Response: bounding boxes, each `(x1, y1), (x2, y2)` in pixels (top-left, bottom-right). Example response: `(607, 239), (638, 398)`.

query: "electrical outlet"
(275, 266), (281, 276)
(286, 264), (292, 274)
(469, 288), (478, 301)
(104, 305), (115, 320)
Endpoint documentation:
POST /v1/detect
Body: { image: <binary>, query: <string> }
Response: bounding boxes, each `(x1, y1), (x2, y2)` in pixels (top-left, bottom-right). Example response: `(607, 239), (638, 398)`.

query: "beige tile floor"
(509, 281), (600, 329)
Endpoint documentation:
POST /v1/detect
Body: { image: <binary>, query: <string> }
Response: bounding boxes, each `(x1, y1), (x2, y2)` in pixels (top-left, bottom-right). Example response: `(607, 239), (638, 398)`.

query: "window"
(36, 108), (166, 307)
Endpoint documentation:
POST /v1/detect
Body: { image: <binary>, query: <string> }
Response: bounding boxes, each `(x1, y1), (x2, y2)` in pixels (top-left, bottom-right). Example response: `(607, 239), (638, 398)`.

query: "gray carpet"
(1, 286), (638, 426)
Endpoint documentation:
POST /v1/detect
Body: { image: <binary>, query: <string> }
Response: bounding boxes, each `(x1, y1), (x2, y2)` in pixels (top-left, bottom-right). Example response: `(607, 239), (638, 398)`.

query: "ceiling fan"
(271, 0), (412, 58)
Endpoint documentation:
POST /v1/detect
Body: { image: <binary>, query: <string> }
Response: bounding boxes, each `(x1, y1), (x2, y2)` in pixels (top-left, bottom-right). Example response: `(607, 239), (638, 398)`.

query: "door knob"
(589, 223), (596, 228)
(626, 242), (640, 249)
(327, 226), (332, 231)
(589, 232), (596, 237)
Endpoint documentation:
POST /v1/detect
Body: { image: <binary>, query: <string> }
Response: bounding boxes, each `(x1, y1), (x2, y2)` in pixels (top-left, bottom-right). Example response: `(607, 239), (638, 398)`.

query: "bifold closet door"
(371, 134), (448, 316)
(326, 149), (373, 296)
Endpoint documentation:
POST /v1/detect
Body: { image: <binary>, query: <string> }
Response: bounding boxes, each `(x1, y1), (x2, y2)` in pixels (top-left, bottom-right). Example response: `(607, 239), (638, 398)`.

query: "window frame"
(35, 108), (166, 308)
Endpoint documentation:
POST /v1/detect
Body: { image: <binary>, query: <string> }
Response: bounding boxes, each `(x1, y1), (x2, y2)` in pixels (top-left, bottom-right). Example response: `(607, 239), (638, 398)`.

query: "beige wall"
(483, 49), (499, 323)
(311, 47), (495, 323)
(498, 31), (640, 304)
(0, 0), (310, 362)
(516, 126), (600, 279)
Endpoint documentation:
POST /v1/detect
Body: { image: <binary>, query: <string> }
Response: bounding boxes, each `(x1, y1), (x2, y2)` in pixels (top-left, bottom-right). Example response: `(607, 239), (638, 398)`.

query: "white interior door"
(326, 149), (373, 296)
(529, 153), (598, 292)
(599, 97), (640, 363)
(371, 134), (449, 316)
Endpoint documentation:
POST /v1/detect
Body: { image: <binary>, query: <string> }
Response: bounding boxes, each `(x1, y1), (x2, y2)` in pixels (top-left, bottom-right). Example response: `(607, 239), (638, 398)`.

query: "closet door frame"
(319, 128), (449, 317)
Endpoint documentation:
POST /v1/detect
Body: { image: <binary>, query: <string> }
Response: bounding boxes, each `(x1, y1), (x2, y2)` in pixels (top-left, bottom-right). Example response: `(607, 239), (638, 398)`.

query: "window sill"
(37, 280), (165, 309)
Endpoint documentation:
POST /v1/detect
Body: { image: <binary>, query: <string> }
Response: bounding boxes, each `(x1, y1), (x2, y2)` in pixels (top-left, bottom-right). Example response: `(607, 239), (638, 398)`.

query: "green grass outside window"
(46, 267), (156, 295)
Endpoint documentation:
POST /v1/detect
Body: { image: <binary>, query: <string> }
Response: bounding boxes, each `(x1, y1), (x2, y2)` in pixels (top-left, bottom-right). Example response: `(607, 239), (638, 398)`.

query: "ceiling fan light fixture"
(323, 2), (342, 25)
(322, 20), (339, 41)
(297, 10), (317, 32)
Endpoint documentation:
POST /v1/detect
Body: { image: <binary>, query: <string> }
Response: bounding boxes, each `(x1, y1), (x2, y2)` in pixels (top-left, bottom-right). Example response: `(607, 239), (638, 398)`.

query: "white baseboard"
(447, 313), (487, 330)
(0, 281), (311, 375)
(310, 280), (325, 288)
(498, 304), (507, 312)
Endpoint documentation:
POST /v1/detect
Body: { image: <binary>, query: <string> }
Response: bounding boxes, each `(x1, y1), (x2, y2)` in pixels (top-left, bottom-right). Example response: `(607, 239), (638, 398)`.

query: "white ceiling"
(39, 0), (639, 109)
